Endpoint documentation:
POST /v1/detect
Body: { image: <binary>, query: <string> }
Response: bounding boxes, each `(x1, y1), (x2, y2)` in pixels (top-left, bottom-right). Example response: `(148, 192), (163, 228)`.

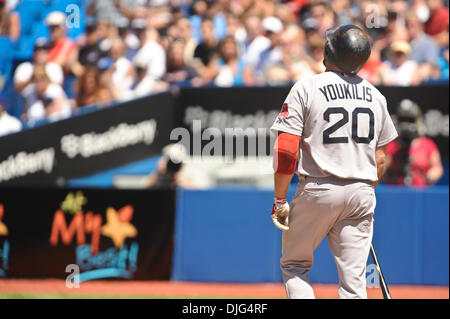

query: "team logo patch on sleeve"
(278, 103), (288, 119)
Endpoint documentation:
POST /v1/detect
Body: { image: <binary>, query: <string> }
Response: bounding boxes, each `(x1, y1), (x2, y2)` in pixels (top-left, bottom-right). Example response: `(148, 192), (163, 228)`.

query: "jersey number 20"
(323, 107), (374, 144)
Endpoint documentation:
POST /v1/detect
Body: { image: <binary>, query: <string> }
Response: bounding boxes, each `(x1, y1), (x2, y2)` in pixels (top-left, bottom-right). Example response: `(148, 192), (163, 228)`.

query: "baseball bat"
(370, 243), (392, 299)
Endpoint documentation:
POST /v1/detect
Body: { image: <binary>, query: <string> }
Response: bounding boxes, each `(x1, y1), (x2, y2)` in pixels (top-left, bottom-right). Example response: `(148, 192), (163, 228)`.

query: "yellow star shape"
(101, 207), (137, 248)
(0, 222), (7, 237)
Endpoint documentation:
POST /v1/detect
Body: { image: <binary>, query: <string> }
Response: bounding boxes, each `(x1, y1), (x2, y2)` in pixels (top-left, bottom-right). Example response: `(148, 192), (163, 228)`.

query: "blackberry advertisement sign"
(0, 85), (448, 186)
(176, 87), (287, 157)
(0, 92), (175, 186)
(0, 188), (175, 280)
(176, 86), (449, 158)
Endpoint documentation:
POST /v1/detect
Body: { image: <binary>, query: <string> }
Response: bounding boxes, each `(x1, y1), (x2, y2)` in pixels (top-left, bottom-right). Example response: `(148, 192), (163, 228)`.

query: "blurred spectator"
(116, 15), (131, 38)
(3, 0), (449, 123)
(188, 0), (208, 42)
(123, 54), (168, 99)
(253, 16), (284, 82)
(377, 41), (421, 85)
(22, 65), (72, 122)
(114, 0), (151, 21)
(305, 35), (326, 74)
(378, 8), (409, 61)
(301, 22), (327, 75)
(124, 18), (143, 60)
(208, 0), (228, 41)
(384, 99), (444, 187)
(109, 37), (134, 97)
(87, 0), (139, 25)
(226, 12), (246, 50)
(275, 2), (297, 26)
(435, 24), (449, 80)
(193, 18), (218, 67)
(14, 38), (64, 94)
(213, 35), (252, 87)
(78, 17), (105, 67)
(263, 62), (291, 86)
(45, 11), (80, 76)
(359, 39), (384, 83)
(241, 15), (271, 72)
(387, 7), (409, 40)
(132, 20), (166, 81)
(406, 10), (440, 81)
(147, 143), (196, 189)
(0, 98), (21, 137)
(308, 1), (336, 37)
(424, 0), (449, 37)
(0, 0), (20, 41)
(437, 48), (449, 79)
(281, 24), (315, 81)
(412, 0), (432, 24)
(331, 0), (356, 25)
(164, 39), (199, 86)
(176, 17), (198, 66)
(73, 64), (113, 107)
(96, 18), (116, 41)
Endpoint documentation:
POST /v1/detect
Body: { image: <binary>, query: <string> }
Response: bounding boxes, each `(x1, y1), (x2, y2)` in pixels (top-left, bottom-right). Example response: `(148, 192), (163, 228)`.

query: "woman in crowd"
(22, 65), (72, 122)
(0, 0), (20, 41)
(164, 39), (200, 86)
(213, 35), (253, 87)
(73, 64), (113, 107)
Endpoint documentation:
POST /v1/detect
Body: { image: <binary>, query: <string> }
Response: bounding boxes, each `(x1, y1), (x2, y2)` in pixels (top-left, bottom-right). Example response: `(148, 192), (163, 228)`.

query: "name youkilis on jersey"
(319, 84), (372, 102)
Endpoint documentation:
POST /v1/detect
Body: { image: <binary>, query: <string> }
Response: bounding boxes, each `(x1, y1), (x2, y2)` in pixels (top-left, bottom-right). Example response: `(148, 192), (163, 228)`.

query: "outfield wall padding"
(172, 186), (449, 285)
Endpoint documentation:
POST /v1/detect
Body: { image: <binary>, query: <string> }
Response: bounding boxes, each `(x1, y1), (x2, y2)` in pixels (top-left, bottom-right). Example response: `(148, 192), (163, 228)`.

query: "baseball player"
(270, 25), (398, 299)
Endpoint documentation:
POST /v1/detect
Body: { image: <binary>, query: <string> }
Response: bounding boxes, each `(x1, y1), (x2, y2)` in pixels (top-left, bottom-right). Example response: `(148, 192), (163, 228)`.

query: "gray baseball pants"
(281, 175), (376, 299)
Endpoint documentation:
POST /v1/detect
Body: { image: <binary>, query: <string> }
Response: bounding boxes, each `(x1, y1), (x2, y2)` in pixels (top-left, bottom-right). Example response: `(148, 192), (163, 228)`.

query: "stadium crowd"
(0, 0), (447, 187)
(0, 0), (448, 123)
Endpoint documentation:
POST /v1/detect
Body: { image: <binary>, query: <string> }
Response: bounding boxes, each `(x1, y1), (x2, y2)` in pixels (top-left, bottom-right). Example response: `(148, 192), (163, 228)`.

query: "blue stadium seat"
(13, 35), (35, 61)
(15, 0), (48, 21)
(15, 1), (51, 39)
(31, 23), (50, 39)
(0, 81), (25, 119)
(15, 7), (38, 36)
(48, 0), (82, 11)
(39, 6), (58, 22)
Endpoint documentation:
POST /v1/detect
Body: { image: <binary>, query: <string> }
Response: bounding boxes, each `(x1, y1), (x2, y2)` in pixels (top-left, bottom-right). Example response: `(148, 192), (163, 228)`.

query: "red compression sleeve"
(274, 132), (301, 175)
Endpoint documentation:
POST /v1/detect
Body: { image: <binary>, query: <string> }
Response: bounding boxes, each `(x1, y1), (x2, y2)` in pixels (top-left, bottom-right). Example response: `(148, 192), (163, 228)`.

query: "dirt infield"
(0, 279), (448, 299)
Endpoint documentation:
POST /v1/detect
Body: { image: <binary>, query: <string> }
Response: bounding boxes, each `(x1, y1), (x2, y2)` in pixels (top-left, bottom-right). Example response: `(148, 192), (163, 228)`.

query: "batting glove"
(271, 197), (289, 231)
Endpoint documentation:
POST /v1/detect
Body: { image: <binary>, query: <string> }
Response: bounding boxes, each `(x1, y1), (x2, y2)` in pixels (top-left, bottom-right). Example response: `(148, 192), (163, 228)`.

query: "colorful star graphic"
(0, 204), (7, 236)
(60, 191), (87, 214)
(101, 206), (137, 248)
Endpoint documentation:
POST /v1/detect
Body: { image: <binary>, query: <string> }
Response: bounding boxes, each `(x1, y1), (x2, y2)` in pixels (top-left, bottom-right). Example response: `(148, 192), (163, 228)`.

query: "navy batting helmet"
(324, 25), (371, 76)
